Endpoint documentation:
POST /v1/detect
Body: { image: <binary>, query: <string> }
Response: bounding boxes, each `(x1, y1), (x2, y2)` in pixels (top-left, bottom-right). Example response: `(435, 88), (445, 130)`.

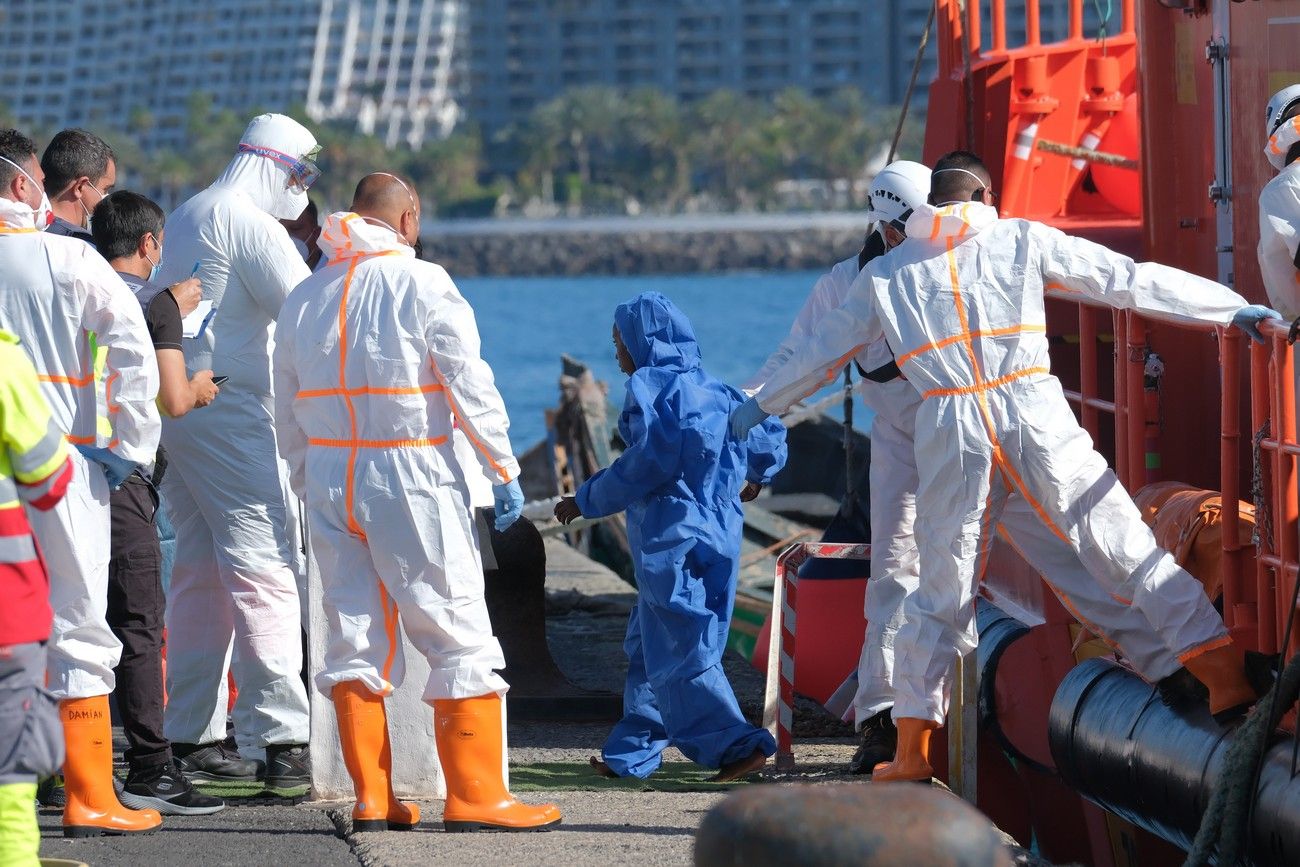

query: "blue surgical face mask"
(144, 236), (162, 282)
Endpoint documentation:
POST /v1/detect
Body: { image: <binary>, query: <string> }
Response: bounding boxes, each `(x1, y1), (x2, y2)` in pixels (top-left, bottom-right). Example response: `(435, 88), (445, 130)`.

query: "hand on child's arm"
(740, 481), (762, 503)
(554, 496), (582, 525)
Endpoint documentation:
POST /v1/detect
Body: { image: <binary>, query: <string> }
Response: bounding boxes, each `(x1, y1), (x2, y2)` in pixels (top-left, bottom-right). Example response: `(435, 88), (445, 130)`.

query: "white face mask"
(0, 154), (53, 229)
(80, 180), (104, 230)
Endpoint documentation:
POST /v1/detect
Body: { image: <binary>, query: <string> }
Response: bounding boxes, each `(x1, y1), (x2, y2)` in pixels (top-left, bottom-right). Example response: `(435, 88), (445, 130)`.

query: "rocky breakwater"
(420, 212), (869, 277)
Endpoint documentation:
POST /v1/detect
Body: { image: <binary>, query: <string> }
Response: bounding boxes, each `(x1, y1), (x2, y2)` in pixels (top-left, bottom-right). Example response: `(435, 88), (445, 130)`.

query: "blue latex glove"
(492, 479), (525, 532)
(75, 445), (139, 491)
(1231, 305), (1283, 344)
(729, 396), (772, 440)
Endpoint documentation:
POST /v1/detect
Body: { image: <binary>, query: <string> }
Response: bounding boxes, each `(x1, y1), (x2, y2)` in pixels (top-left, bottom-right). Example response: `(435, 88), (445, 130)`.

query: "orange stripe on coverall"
(939, 238), (1071, 545)
(896, 325), (1047, 367)
(327, 245), (413, 688)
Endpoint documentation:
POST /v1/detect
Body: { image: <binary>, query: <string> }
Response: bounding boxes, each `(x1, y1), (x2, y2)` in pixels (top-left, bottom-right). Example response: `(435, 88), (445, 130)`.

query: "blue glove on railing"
(75, 445), (139, 491)
(729, 396), (772, 440)
(492, 479), (525, 532)
(1231, 305), (1284, 344)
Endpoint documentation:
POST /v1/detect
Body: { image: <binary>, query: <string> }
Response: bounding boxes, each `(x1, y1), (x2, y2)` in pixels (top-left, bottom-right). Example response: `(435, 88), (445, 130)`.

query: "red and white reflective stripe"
(767, 541), (871, 771)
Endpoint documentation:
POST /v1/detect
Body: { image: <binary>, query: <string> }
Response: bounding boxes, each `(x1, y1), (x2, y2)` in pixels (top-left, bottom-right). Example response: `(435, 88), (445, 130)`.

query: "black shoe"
(264, 743), (311, 788)
(1156, 667), (1209, 710)
(121, 762), (226, 816)
(36, 775), (65, 808)
(173, 742), (264, 783)
(848, 710), (898, 775)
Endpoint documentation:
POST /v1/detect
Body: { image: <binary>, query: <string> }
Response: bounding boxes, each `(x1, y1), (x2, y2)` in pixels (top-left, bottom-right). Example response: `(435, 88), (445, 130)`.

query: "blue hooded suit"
(576, 292), (787, 777)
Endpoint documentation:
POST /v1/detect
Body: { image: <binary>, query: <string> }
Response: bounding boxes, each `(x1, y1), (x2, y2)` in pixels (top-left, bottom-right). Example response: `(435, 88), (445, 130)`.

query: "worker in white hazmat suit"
(734, 150), (1279, 783)
(273, 173), (559, 832)
(745, 160), (1188, 775)
(1259, 83), (1300, 320)
(0, 128), (163, 835)
(156, 114), (315, 786)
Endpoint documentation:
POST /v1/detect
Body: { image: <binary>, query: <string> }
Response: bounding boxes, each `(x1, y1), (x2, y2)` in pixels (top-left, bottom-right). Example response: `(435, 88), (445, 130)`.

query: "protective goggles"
(237, 143), (322, 193)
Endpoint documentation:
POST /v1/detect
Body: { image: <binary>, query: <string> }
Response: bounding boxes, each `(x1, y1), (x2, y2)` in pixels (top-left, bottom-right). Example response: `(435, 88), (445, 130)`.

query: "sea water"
(460, 270), (872, 452)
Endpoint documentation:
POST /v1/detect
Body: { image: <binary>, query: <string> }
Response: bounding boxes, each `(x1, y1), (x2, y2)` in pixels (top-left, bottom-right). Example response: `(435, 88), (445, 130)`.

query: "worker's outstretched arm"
(744, 414), (788, 487)
(271, 315), (308, 499)
(72, 246), (160, 464)
(577, 379), (683, 519)
(1035, 222), (1248, 324)
(755, 266), (884, 416)
(424, 269), (520, 486)
(1, 343), (72, 510)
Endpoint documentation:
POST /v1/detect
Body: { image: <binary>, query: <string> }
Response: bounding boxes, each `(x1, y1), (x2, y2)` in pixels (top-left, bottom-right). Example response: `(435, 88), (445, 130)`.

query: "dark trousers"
(108, 474), (170, 772)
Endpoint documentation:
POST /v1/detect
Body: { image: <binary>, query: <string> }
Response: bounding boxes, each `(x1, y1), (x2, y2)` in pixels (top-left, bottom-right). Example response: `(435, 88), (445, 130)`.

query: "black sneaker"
(121, 762), (226, 816)
(264, 743), (311, 788)
(173, 742), (264, 783)
(36, 775), (65, 808)
(848, 709), (898, 775)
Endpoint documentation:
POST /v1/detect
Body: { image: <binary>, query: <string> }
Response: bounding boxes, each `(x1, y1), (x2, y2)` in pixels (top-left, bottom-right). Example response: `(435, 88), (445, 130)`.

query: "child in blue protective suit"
(554, 291), (788, 781)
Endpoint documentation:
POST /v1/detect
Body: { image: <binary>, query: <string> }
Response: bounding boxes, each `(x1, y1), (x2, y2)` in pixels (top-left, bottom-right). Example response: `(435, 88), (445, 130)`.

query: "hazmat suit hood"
(215, 113), (319, 220)
(0, 195), (41, 230)
(905, 201), (1000, 245)
(318, 211), (415, 263)
(614, 291), (701, 373)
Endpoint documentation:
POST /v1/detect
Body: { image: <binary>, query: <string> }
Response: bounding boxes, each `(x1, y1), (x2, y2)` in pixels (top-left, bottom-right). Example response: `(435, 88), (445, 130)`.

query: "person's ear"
(405, 209), (421, 247)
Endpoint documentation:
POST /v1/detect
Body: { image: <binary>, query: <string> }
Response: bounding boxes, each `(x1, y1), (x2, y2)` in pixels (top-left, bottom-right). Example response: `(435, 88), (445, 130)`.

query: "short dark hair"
(0, 128), (38, 189)
(91, 190), (164, 262)
(41, 128), (115, 195)
(930, 150), (992, 203)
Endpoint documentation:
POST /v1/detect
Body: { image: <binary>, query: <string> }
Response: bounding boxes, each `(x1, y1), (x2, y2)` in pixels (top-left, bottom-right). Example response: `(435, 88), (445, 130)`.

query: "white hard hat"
(866, 160), (932, 229)
(1266, 84), (1300, 139)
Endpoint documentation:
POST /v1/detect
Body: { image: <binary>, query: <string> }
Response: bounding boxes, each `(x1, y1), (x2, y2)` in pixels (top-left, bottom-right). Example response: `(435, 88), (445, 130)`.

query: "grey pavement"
(337, 791), (728, 867)
(37, 803), (356, 867)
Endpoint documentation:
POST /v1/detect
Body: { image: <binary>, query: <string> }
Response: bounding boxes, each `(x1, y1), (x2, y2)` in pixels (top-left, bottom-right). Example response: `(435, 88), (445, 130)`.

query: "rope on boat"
(1036, 139), (1138, 169)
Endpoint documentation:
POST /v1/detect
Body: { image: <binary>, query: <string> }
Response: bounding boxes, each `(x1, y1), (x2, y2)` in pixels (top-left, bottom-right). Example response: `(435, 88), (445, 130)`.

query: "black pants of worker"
(107, 474), (171, 772)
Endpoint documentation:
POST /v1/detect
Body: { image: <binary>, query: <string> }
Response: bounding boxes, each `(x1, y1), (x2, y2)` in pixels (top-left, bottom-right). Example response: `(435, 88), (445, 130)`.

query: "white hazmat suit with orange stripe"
(157, 114), (314, 751)
(754, 202), (1250, 727)
(272, 212), (511, 701)
(745, 250), (1184, 737)
(0, 196), (159, 699)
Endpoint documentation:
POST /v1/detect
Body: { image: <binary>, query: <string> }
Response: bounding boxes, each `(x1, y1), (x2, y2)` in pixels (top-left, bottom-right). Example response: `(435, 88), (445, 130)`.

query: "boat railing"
(1047, 288), (1300, 661)
(929, 0), (1140, 224)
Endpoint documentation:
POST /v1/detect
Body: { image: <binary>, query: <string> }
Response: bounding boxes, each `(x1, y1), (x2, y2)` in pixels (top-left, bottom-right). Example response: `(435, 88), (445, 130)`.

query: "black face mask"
(413, 239), (424, 260)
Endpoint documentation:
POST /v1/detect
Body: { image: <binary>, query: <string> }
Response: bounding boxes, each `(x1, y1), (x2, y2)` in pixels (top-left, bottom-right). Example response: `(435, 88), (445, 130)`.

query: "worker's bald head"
(351, 172), (421, 248)
(929, 151), (994, 206)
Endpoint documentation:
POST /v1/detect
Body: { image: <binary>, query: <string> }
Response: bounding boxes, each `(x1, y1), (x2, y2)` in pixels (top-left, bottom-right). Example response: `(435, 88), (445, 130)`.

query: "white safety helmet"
(1266, 84), (1300, 139)
(866, 160), (932, 231)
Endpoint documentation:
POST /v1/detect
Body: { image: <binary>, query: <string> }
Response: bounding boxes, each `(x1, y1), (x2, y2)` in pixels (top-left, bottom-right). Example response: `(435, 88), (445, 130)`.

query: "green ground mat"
(507, 761), (764, 793)
(191, 780), (310, 803)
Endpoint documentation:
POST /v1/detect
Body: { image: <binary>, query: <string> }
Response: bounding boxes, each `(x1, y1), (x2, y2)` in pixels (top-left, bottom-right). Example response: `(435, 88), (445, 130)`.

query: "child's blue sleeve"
(744, 414), (788, 486)
(576, 378), (683, 518)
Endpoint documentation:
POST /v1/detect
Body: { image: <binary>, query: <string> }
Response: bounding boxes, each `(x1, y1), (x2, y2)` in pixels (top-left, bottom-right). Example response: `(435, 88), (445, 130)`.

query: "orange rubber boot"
(60, 696), (162, 837)
(433, 694), (561, 832)
(871, 717), (939, 783)
(1182, 641), (1259, 721)
(332, 682), (420, 831)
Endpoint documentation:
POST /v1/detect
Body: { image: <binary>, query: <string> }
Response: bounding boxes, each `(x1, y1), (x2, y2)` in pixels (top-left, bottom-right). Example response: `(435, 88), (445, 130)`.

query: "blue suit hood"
(614, 292), (701, 373)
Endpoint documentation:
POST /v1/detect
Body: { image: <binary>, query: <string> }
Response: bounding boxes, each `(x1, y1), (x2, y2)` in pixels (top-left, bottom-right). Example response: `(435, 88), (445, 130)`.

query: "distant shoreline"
(419, 211), (868, 277)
